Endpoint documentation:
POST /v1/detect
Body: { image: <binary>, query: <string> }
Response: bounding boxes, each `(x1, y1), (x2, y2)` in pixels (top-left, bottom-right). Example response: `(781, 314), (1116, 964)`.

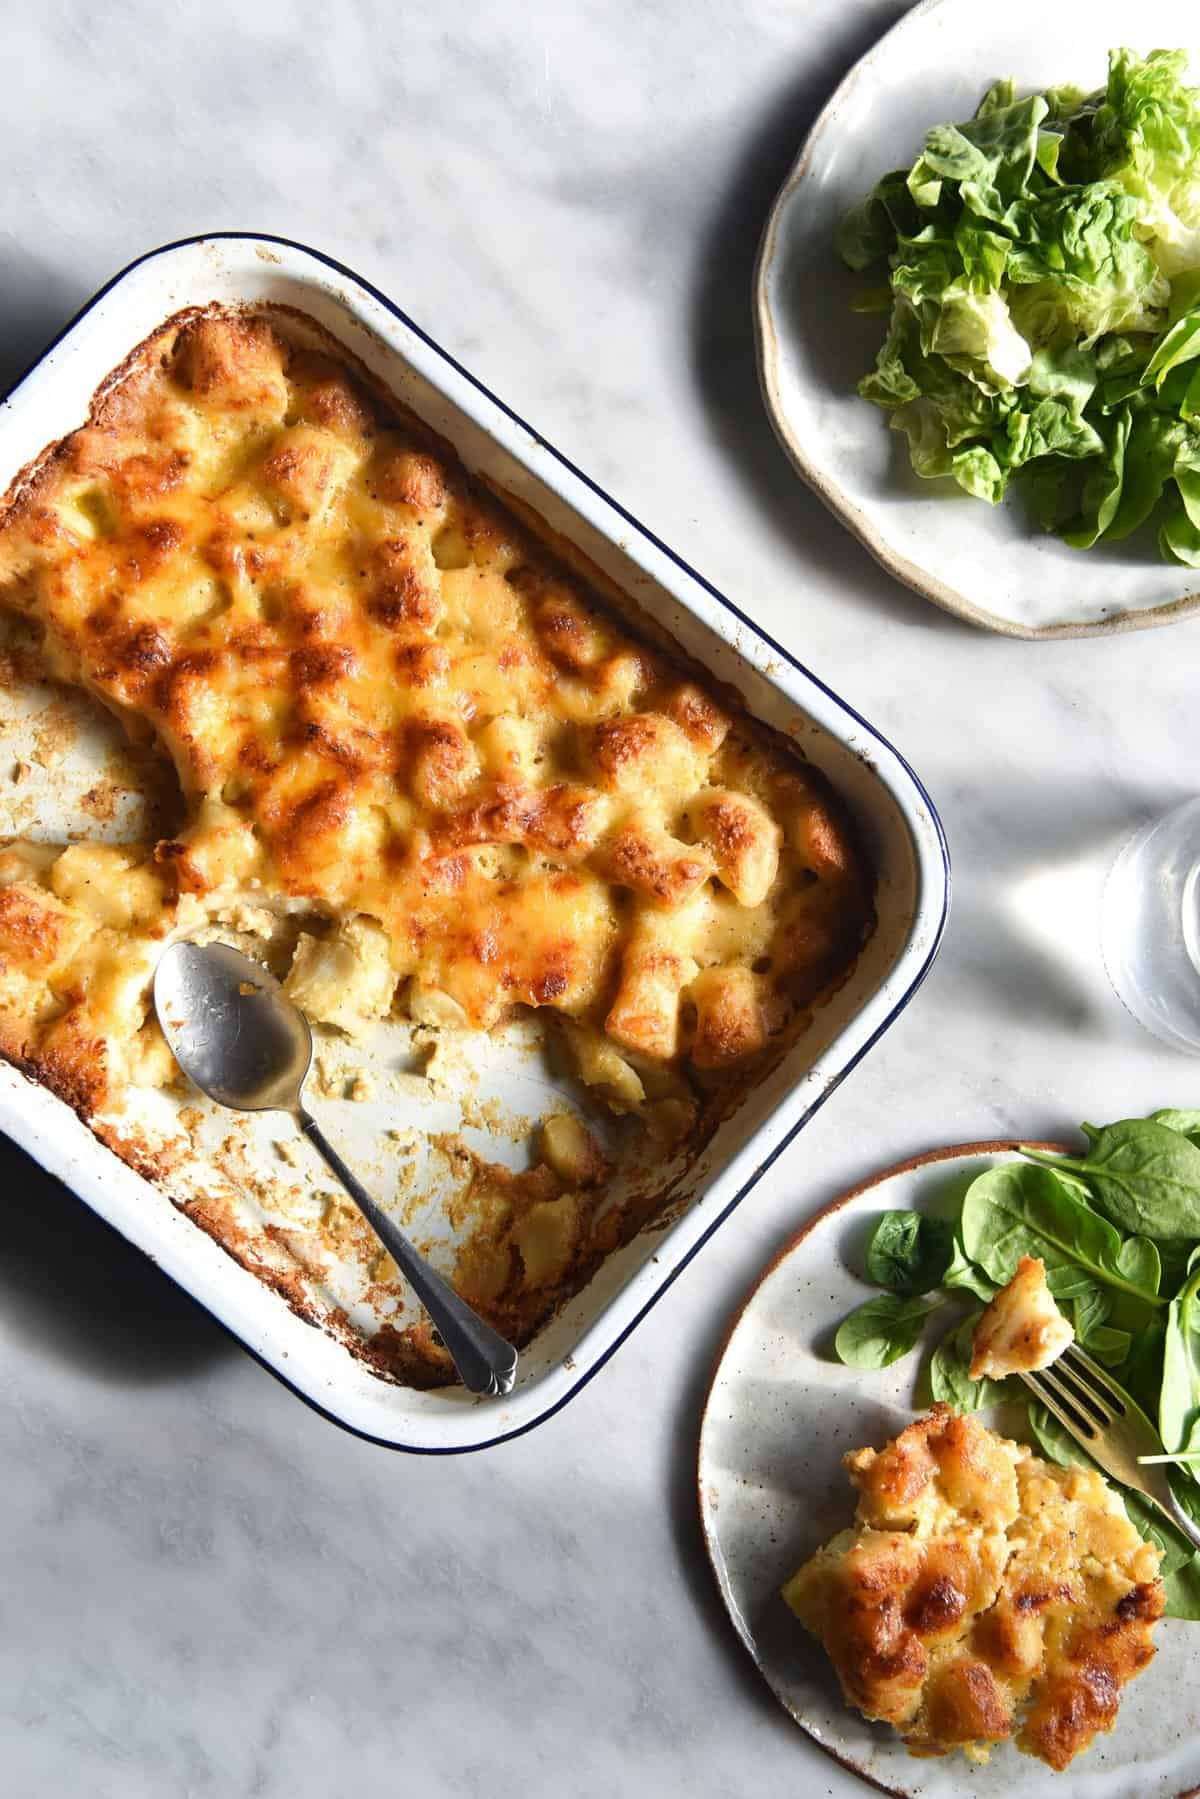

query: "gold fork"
(1019, 1342), (1200, 1553)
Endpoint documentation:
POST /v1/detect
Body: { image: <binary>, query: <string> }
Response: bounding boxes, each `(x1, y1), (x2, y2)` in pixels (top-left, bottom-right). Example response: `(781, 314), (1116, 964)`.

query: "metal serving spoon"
(154, 939), (519, 1397)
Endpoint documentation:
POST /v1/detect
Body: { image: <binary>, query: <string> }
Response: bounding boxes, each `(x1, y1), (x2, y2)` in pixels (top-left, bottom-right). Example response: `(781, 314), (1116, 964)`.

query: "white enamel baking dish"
(0, 234), (949, 1452)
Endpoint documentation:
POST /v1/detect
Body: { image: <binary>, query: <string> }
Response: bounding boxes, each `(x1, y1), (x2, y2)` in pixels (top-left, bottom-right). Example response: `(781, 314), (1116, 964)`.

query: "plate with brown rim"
(696, 1141), (1200, 1798)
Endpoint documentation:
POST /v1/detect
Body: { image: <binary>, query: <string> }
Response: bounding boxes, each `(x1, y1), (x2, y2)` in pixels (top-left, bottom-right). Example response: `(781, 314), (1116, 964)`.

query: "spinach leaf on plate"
(1161, 1265), (1200, 1479)
(1151, 1107), (1200, 1140)
(939, 1238), (998, 1303)
(1079, 1322), (1132, 1366)
(1113, 1309), (1170, 1418)
(1023, 1119), (1200, 1240)
(929, 1312), (1010, 1413)
(863, 1210), (955, 1297)
(834, 1294), (944, 1370)
(1156, 1480), (1200, 1619)
(961, 1162), (1164, 1304)
(1064, 1281), (1131, 1366)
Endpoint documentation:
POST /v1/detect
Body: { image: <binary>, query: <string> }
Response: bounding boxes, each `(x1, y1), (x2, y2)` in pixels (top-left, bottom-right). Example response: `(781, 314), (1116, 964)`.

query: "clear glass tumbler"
(1101, 796), (1200, 1055)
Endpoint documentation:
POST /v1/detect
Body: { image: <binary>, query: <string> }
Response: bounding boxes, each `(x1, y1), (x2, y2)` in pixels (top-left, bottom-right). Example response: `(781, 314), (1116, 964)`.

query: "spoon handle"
(299, 1109), (519, 1397)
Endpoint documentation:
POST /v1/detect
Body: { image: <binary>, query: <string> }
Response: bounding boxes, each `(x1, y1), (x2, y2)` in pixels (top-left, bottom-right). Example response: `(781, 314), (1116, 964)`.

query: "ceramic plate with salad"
(698, 1113), (1200, 1796)
(756, 0), (1200, 636)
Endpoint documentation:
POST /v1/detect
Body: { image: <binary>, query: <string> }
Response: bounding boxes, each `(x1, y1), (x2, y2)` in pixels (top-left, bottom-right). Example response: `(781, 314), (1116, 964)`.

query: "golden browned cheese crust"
(782, 1406), (1164, 1771)
(0, 305), (873, 1376)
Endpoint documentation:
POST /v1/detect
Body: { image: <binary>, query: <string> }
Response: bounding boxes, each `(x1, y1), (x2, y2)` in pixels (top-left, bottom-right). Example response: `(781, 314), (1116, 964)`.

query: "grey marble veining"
(2, 1), (1199, 1792)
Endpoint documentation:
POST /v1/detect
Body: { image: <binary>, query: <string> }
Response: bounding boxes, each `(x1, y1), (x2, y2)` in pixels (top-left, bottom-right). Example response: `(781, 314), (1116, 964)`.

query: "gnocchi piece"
(663, 681), (730, 753)
(374, 444), (447, 514)
(406, 717), (480, 811)
(514, 1192), (586, 1290)
(157, 799), (264, 896)
(475, 715), (542, 782)
(0, 881), (90, 977)
(49, 843), (166, 931)
(172, 316), (289, 418)
(284, 915), (396, 1035)
(686, 788), (781, 907)
(532, 588), (609, 671)
(367, 536), (442, 632)
(602, 815), (713, 909)
(286, 350), (375, 437)
(688, 964), (779, 1068)
(406, 980), (471, 1028)
(539, 1112), (608, 1186)
(260, 425), (358, 519)
(790, 794), (854, 881)
(970, 1257), (1074, 1381)
(559, 1019), (646, 1108)
(605, 910), (700, 1061)
(590, 712), (707, 799)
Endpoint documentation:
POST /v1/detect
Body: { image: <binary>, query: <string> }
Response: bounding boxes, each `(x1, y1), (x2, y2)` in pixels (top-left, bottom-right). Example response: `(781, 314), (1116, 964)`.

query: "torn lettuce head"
(842, 48), (1200, 559)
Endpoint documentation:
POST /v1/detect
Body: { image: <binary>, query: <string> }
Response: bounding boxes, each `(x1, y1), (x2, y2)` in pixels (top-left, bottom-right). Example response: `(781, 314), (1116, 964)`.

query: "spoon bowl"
(155, 940), (313, 1112)
(153, 938), (519, 1397)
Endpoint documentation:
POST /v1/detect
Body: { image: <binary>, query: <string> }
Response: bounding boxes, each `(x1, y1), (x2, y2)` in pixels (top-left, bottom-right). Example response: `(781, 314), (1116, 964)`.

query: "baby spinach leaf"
(929, 1312), (1010, 1412)
(1023, 1119), (1200, 1240)
(834, 1294), (943, 1370)
(1026, 1398), (1092, 1474)
(1050, 1278), (1131, 1365)
(1067, 1280), (1109, 1337)
(1081, 1323), (1132, 1366)
(1161, 1266), (1200, 1479)
(1160, 1479), (1200, 1619)
(1045, 1263), (1103, 1301)
(939, 1237), (998, 1303)
(961, 1163), (1165, 1304)
(1117, 1235), (1164, 1293)
(1156, 1239), (1197, 1295)
(1150, 1107), (1200, 1139)
(1114, 1310), (1169, 1417)
(863, 1211), (954, 1297)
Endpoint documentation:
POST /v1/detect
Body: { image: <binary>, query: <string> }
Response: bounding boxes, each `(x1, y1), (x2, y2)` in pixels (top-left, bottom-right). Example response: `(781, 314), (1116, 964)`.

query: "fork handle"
(299, 1109), (519, 1397)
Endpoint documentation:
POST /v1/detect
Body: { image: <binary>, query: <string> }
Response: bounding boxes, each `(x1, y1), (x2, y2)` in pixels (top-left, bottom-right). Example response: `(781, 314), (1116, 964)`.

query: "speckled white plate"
(697, 1142), (1200, 1798)
(755, 0), (1200, 639)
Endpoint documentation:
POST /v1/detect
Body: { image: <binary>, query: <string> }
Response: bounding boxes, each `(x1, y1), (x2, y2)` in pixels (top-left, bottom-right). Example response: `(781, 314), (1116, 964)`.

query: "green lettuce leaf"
(839, 47), (1200, 560)
(1091, 48), (1200, 277)
(837, 168), (918, 271)
(1162, 505), (1200, 564)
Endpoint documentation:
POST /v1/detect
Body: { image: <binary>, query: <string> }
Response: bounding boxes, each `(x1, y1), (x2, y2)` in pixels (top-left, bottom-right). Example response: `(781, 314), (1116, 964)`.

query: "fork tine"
(1061, 1342), (1130, 1413)
(1023, 1369), (1100, 1444)
(1037, 1359), (1114, 1429)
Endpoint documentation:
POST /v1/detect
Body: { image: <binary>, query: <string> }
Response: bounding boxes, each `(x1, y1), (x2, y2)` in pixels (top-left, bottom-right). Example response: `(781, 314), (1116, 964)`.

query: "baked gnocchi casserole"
(0, 305), (873, 1379)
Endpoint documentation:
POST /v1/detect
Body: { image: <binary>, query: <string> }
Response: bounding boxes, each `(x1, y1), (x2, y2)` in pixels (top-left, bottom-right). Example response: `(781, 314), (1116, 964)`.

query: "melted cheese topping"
(782, 1406), (1164, 1771)
(0, 307), (872, 1123)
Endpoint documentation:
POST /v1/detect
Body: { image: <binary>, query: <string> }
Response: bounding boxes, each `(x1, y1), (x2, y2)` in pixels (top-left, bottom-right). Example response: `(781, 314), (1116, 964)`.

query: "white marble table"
(2, 1), (1198, 1792)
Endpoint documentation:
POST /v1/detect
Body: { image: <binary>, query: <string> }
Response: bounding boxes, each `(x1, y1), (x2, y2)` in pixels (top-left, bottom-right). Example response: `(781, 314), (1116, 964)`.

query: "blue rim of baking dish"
(0, 232), (951, 1454)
